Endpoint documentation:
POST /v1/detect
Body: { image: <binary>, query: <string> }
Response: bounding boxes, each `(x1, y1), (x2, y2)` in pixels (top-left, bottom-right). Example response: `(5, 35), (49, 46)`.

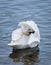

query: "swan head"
(18, 21), (40, 47)
(18, 21), (35, 35)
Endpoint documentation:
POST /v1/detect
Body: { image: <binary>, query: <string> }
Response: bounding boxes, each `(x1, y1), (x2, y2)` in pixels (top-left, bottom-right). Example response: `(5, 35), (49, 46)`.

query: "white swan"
(8, 21), (40, 49)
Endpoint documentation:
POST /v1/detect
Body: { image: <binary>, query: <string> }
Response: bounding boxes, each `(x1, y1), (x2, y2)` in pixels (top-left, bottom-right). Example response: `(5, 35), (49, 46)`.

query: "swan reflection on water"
(9, 46), (39, 65)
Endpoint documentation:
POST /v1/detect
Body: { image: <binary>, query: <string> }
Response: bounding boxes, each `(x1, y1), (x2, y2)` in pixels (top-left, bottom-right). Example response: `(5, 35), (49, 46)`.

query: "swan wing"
(28, 32), (40, 48)
(8, 28), (22, 46)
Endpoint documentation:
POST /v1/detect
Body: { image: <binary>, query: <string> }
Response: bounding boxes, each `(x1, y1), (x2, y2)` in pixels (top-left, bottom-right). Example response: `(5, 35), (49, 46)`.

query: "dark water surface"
(0, 0), (51, 65)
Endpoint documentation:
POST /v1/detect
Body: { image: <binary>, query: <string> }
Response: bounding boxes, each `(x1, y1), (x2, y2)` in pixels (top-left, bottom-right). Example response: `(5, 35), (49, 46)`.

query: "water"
(0, 0), (51, 65)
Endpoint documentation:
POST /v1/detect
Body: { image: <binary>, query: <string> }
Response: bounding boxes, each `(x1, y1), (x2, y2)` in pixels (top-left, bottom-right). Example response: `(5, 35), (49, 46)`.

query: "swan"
(8, 21), (40, 49)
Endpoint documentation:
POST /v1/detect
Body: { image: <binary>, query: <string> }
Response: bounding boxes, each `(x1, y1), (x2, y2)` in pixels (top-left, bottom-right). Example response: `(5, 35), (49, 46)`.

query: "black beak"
(32, 31), (35, 33)
(29, 31), (35, 34)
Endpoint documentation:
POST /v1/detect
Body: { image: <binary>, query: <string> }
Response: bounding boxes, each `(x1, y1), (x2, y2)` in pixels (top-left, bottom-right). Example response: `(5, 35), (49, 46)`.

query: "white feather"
(8, 21), (40, 49)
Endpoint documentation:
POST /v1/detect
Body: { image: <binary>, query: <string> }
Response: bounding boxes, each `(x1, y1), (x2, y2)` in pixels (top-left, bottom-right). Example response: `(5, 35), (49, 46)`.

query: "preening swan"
(8, 21), (40, 49)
